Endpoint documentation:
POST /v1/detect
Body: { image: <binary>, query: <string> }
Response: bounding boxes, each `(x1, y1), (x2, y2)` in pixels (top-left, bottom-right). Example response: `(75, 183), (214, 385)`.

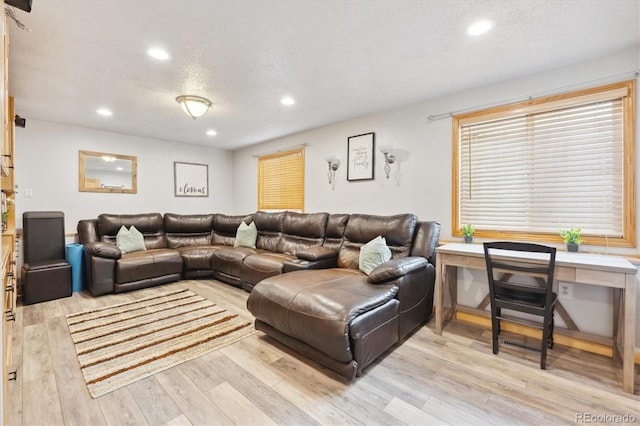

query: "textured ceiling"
(6, 0), (640, 150)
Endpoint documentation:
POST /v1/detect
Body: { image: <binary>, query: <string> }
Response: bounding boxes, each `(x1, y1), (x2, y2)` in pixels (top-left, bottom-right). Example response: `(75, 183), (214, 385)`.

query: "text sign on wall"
(174, 162), (209, 197)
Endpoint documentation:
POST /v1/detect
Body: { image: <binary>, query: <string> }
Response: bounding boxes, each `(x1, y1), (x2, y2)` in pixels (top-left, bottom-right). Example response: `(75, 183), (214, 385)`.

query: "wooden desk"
(434, 243), (638, 394)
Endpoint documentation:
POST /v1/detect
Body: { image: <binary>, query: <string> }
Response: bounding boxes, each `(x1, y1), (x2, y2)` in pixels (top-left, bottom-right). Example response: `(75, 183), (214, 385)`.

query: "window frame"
(257, 147), (305, 212)
(452, 79), (636, 247)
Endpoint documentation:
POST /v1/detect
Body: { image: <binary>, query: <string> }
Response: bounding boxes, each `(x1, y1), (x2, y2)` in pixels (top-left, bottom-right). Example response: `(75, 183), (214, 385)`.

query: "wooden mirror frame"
(79, 150), (138, 194)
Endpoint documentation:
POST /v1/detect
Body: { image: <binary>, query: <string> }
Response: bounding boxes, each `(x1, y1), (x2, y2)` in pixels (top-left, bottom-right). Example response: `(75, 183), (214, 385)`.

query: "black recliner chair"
(21, 211), (72, 304)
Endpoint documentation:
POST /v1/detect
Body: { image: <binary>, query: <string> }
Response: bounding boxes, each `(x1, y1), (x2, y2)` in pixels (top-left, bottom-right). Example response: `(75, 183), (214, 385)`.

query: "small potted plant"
(560, 225), (583, 252)
(461, 224), (475, 244)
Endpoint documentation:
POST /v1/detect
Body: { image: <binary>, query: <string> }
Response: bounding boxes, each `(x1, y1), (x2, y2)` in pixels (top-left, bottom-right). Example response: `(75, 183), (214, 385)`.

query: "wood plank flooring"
(7, 279), (640, 425)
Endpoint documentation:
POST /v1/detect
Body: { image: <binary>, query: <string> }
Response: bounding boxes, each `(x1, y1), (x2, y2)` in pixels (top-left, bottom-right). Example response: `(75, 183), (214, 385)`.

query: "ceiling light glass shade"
(176, 95), (212, 119)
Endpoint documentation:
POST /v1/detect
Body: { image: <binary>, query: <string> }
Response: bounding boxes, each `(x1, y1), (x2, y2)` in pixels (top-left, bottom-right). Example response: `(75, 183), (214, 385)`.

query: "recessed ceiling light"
(147, 47), (170, 60)
(467, 20), (494, 36)
(206, 129), (217, 136)
(281, 97), (295, 106)
(96, 108), (113, 116)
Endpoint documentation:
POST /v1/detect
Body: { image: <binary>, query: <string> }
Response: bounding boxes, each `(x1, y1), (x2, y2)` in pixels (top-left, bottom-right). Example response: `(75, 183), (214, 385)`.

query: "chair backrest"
(23, 211), (67, 264)
(483, 241), (556, 309)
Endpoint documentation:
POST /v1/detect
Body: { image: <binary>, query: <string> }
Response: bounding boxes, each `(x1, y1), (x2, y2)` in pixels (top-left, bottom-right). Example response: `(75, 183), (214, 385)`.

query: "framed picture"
(174, 162), (209, 197)
(347, 132), (375, 181)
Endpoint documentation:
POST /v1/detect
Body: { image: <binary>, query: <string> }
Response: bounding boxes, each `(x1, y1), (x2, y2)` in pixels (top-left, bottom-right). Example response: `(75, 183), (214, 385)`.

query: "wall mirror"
(79, 150), (137, 193)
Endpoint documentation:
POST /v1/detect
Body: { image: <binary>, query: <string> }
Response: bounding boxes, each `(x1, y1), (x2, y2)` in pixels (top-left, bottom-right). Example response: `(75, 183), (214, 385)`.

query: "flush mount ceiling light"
(206, 129), (217, 136)
(466, 20), (494, 36)
(176, 95), (212, 119)
(280, 96), (295, 106)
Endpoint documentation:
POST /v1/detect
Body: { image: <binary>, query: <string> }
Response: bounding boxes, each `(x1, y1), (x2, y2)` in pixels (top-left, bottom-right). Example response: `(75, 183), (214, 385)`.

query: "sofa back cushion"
(164, 213), (214, 248)
(98, 213), (167, 249)
(77, 219), (100, 244)
(337, 213), (417, 269)
(324, 213), (349, 250)
(410, 221), (441, 265)
(277, 212), (329, 255)
(212, 214), (254, 246)
(254, 211), (285, 252)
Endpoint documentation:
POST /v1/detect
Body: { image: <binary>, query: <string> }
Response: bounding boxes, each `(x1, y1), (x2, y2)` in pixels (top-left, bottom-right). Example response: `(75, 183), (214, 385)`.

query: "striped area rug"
(66, 288), (256, 398)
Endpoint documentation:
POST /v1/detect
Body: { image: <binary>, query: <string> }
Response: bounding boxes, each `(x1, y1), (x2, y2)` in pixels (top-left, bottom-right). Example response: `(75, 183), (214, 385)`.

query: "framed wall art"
(174, 161), (209, 197)
(347, 132), (375, 181)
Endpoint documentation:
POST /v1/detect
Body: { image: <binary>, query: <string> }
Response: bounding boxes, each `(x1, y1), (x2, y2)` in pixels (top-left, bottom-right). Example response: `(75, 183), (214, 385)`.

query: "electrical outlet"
(559, 282), (573, 299)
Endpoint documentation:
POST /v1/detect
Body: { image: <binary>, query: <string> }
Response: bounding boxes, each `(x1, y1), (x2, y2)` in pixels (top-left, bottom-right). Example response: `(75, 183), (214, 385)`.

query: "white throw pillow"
(116, 225), (147, 254)
(359, 235), (392, 275)
(234, 221), (258, 248)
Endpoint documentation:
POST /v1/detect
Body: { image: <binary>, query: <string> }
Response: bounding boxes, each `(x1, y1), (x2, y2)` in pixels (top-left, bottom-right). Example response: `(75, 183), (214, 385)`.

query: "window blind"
(458, 93), (625, 238)
(258, 148), (304, 211)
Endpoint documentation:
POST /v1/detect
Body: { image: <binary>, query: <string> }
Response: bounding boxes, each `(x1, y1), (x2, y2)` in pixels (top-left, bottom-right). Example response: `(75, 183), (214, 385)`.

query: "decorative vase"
(464, 236), (473, 244)
(566, 242), (579, 252)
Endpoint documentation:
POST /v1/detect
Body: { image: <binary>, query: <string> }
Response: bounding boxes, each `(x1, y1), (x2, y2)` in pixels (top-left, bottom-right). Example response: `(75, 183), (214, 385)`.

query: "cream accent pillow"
(234, 221), (258, 248)
(116, 225), (147, 254)
(359, 236), (392, 275)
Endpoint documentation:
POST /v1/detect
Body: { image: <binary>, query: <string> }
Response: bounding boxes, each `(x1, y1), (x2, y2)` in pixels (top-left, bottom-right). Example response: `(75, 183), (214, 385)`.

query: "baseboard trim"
(454, 311), (640, 364)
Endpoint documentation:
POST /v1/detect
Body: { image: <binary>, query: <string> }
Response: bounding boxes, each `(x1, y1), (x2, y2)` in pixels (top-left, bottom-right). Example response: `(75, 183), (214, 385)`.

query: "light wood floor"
(7, 279), (640, 425)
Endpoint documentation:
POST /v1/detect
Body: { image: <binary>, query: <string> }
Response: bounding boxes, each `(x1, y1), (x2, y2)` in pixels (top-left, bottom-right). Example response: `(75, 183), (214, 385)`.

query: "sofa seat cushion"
(116, 248), (183, 284)
(247, 268), (398, 363)
(176, 245), (224, 271)
(211, 246), (261, 278)
(241, 252), (297, 286)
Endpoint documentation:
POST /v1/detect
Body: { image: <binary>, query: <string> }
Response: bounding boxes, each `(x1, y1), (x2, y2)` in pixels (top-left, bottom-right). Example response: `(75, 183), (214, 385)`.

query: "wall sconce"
(382, 151), (396, 179)
(326, 157), (340, 190)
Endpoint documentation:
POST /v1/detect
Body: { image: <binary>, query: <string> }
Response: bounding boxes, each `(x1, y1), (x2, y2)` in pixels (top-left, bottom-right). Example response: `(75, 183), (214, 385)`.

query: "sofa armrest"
(84, 242), (122, 260)
(296, 246), (338, 261)
(367, 257), (428, 284)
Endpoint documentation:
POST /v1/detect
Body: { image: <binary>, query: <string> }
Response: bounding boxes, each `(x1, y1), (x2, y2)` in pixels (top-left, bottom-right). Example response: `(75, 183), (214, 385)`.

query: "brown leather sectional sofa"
(77, 211), (347, 295)
(77, 210), (440, 378)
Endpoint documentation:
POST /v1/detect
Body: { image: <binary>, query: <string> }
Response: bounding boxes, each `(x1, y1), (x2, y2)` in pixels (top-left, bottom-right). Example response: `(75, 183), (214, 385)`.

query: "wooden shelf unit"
(1, 4), (15, 421)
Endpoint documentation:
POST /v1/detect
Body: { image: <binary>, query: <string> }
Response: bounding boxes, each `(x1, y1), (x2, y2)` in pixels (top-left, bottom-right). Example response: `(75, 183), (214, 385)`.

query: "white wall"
(232, 46), (640, 349)
(15, 120), (234, 232)
(233, 47), (639, 247)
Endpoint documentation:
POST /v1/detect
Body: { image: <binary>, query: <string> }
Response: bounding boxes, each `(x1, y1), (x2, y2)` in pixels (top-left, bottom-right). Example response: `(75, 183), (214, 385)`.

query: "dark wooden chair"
(483, 242), (557, 369)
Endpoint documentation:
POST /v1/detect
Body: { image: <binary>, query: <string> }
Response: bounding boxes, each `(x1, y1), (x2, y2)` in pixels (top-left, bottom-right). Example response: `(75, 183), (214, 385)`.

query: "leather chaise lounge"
(246, 214), (440, 379)
(77, 211), (440, 378)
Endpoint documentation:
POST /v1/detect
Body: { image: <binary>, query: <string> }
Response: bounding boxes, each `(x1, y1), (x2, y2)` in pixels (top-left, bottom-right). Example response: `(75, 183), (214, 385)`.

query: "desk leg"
(435, 262), (457, 336)
(435, 257), (444, 335)
(448, 266), (457, 321)
(622, 274), (636, 394)
(612, 288), (622, 362)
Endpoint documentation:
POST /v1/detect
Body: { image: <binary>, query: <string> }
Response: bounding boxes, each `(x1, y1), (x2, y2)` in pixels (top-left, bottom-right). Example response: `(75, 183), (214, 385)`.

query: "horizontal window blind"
(457, 83), (631, 240)
(258, 148), (304, 211)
